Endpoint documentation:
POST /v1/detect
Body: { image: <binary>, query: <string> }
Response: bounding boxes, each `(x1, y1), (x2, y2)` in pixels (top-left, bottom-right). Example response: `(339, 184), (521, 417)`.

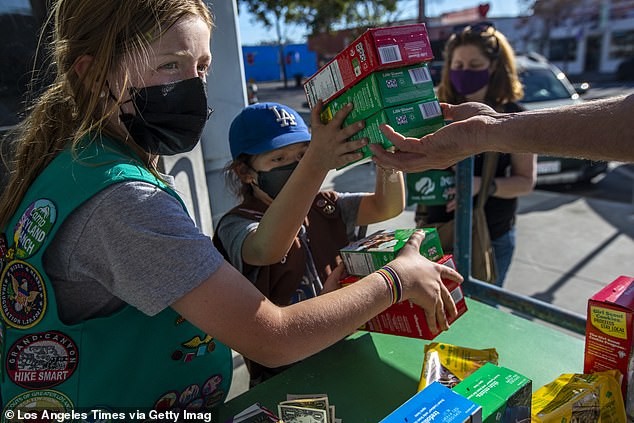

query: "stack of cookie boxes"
(303, 23), (443, 167)
(338, 229), (468, 341)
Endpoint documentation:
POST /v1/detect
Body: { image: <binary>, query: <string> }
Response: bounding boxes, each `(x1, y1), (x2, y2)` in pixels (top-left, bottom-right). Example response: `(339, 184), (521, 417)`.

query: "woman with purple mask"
(416, 22), (536, 287)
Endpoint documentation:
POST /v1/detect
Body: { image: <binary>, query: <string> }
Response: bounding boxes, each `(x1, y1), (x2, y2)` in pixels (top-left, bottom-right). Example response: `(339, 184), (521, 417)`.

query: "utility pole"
(418, 0), (425, 23)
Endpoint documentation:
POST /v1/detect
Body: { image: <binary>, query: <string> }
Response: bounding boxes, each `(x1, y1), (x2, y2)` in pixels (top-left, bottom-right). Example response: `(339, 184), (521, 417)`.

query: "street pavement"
(226, 80), (634, 401)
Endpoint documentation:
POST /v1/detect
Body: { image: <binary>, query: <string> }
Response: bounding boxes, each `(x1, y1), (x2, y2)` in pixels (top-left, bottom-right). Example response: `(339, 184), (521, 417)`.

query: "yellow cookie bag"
(417, 342), (499, 391)
(532, 369), (626, 423)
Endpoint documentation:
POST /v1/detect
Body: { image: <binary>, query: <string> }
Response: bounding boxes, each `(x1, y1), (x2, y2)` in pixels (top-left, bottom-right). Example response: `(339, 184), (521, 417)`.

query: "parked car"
(616, 56), (634, 81)
(515, 53), (608, 185)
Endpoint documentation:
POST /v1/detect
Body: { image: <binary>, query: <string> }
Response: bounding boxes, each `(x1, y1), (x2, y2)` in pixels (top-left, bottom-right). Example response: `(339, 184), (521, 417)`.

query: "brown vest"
(213, 191), (351, 306)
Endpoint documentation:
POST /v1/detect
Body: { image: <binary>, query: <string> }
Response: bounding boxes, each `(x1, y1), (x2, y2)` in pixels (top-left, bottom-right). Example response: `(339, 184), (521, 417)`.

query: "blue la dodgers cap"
(229, 102), (310, 159)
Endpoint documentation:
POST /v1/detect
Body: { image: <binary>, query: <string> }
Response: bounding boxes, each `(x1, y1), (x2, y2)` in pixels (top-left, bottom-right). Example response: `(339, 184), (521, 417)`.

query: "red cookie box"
(584, 275), (634, 419)
(341, 255), (467, 340)
(303, 23), (434, 109)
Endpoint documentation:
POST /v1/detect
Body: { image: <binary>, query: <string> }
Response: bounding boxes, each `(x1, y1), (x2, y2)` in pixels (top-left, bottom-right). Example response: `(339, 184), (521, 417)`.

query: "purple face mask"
(449, 69), (490, 96)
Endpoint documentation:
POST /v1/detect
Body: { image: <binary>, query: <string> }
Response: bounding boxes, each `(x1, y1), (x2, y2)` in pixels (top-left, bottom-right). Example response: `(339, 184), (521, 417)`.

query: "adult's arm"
(371, 94), (634, 172)
(172, 231), (462, 368)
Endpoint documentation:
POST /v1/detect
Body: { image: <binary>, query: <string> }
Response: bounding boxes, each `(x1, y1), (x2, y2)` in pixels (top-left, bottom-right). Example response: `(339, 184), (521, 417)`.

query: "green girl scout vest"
(0, 137), (232, 416)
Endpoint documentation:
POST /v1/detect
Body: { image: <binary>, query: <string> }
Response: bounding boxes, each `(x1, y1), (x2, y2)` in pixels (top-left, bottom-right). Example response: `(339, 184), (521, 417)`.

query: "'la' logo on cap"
(269, 106), (297, 128)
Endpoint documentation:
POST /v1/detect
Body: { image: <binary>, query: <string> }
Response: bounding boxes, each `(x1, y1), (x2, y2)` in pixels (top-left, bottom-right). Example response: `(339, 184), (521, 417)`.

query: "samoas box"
(380, 381), (482, 423)
(340, 228), (443, 276)
(304, 23), (434, 109)
(453, 363), (532, 423)
(584, 275), (634, 420)
(320, 62), (436, 125)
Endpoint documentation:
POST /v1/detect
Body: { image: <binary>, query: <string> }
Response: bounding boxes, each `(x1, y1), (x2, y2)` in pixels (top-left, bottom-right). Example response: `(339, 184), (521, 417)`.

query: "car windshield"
(519, 68), (573, 103)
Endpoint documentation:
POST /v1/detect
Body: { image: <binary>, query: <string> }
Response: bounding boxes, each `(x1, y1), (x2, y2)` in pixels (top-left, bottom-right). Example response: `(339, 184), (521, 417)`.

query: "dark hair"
(437, 23), (523, 108)
(224, 154), (255, 200)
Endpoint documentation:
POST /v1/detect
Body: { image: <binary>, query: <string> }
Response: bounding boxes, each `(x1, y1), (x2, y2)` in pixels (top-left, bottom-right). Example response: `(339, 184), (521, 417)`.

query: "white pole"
(203, 0), (248, 231)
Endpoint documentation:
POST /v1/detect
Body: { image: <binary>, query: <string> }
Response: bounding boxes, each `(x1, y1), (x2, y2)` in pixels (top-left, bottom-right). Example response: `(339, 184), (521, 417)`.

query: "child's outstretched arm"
(242, 103), (367, 266)
(355, 164), (405, 226)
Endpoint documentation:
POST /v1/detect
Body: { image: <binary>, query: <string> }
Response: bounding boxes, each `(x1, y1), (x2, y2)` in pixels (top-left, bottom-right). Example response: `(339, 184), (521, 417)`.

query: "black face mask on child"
(255, 161), (299, 199)
(118, 77), (212, 156)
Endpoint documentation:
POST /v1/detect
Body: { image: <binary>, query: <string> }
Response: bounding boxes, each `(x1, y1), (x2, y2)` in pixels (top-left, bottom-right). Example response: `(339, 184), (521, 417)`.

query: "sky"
(238, 0), (523, 45)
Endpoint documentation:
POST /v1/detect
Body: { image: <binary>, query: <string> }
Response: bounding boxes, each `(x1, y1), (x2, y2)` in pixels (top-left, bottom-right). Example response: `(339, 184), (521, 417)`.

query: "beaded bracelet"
(376, 265), (403, 304)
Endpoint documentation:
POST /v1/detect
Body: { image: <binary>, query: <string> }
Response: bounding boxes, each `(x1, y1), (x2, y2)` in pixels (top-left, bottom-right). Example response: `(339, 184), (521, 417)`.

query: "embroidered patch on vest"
(202, 374), (223, 396)
(179, 384), (200, 407)
(153, 378), (226, 412)
(13, 199), (57, 259)
(1, 260), (47, 329)
(6, 330), (78, 389)
(185, 398), (204, 410)
(203, 388), (225, 409)
(3, 389), (73, 421)
(154, 391), (179, 410)
(171, 334), (216, 362)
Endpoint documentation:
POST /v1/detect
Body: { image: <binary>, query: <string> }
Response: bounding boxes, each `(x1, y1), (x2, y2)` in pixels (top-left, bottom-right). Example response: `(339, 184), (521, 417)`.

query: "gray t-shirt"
(215, 192), (365, 286)
(42, 179), (224, 325)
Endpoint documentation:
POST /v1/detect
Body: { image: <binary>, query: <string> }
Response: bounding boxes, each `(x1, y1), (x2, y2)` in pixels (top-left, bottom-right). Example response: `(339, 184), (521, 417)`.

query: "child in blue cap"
(213, 102), (406, 386)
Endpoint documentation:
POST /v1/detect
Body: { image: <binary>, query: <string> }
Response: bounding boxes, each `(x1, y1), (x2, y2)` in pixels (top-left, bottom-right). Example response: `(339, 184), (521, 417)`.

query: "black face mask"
(255, 162), (298, 199)
(119, 77), (212, 156)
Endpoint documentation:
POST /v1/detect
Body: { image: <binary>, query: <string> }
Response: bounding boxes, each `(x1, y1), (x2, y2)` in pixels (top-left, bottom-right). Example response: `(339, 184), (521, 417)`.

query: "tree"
(519, 0), (579, 54)
(239, 0), (404, 85)
(239, 0), (305, 87)
(296, 0), (402, 35)
(239, 0), (437, 84)
(343, 1), (402, 29)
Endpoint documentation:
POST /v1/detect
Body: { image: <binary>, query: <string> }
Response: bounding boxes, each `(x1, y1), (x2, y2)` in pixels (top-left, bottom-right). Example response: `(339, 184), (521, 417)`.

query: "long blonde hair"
(437, 23), (523, 107)
(0, 0), (213, 228)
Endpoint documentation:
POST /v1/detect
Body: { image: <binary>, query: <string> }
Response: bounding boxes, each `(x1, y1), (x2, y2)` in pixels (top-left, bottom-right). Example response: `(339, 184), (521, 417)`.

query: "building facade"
(241, 43), (318, 83)
(525, 0), (634, 75)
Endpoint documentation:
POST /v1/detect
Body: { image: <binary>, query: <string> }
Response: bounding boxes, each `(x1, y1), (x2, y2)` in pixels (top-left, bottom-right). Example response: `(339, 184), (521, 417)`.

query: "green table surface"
(217, 298), (585, 422)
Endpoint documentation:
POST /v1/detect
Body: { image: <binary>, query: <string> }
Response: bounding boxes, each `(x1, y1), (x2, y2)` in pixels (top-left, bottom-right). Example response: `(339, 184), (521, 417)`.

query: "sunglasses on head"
(452, 21), (499, 56)
(452, 21), (495, 35)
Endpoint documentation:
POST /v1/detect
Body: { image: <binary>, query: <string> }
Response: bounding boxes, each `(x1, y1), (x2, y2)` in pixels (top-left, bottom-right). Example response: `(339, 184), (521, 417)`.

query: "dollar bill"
(284, 394), (339, 423)
(278, 404), (328, 423)
(286, 394), (329, 401)
(280, 397), (329, 413)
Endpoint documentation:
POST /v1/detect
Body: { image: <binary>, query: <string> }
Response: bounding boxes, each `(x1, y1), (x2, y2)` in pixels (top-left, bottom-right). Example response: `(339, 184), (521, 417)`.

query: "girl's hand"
(388, 230), (463, 334)
(302, 101), (368, 171)
(320, 262), (347, 295)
